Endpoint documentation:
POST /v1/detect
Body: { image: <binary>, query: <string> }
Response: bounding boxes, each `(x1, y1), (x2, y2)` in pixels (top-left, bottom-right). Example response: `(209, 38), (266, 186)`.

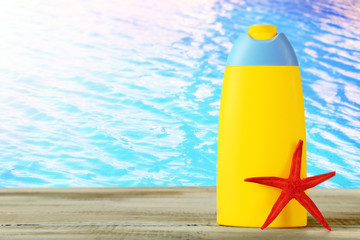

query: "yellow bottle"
(217, 25), (307, 228)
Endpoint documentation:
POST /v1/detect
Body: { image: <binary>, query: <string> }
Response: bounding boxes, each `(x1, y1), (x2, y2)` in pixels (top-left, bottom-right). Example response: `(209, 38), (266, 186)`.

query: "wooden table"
(0, 187), (359, 239)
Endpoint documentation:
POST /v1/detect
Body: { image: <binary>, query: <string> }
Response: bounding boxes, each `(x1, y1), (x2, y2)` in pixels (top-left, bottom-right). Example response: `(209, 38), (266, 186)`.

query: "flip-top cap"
(226, 25), (298, 66)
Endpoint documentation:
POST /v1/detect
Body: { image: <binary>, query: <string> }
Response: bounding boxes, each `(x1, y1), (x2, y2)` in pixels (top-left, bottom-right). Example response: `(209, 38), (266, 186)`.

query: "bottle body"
(217, 65), (307, 227)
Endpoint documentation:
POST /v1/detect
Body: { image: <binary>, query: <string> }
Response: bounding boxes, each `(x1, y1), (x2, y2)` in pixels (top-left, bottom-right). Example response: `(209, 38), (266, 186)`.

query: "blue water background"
(0, 0), (359, 188)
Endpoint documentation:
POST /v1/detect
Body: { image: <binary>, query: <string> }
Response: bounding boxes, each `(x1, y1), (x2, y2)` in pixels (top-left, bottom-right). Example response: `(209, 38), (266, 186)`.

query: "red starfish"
(245, 139), (336, 231)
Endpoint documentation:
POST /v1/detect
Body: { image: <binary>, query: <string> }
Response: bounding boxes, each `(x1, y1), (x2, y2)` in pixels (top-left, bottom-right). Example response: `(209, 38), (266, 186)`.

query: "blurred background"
(0, 0), (359, 188)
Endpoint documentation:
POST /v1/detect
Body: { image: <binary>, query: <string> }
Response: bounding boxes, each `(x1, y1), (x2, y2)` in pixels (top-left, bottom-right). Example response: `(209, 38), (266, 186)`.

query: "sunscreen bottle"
(217, 25), (307, 227)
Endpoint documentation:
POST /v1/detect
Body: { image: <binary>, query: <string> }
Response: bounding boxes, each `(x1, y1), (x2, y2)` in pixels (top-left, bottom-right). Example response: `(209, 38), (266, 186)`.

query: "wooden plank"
(0, 187), (359, 239)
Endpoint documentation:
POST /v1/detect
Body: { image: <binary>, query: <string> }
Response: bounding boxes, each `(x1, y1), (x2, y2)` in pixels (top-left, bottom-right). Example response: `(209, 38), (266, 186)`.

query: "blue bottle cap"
(226, 25), (299, 66)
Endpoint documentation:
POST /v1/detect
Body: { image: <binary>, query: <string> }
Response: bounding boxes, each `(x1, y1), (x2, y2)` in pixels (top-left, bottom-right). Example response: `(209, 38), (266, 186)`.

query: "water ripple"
(0, 0), (359, 187)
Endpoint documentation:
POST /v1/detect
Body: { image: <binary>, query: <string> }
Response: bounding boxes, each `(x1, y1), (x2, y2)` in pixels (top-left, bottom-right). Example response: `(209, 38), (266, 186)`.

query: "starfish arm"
(289, 139), (304, 181)
(261, 191), (292, 229)
(244, 177), (288, 189)
(295, 191), (331, 231)
(301, 171), (336, 190)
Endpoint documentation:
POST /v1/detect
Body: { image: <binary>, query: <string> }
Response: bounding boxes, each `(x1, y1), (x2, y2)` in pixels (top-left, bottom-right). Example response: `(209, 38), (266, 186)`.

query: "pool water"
(0, 0), (359, 188)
